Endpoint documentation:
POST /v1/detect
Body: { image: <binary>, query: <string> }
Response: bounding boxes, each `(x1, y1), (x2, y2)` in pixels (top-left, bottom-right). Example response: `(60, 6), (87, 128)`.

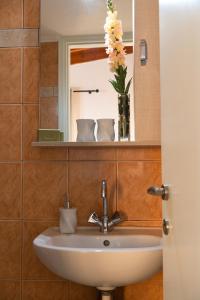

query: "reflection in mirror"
(40, 0), (134, 142)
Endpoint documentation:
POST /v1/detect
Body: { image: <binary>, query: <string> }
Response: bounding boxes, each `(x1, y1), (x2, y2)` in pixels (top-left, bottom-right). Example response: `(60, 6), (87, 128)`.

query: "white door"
(159, 1), (200, 299)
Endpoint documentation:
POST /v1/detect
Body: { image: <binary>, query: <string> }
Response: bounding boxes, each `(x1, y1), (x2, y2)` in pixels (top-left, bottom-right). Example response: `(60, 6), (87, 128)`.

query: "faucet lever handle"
(108, 211), (123, 228)
(111, 211), (121, 220)
(88, 212), (102, 227)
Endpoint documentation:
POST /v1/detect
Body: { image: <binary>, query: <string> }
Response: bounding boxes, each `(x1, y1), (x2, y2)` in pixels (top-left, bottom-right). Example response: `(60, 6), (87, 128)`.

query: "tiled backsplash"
(0, 1), (163, 299)
(40, 42), (58, 129)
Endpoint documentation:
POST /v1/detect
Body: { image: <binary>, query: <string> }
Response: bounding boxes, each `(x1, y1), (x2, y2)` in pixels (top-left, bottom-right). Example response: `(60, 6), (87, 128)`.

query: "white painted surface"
(159, 1), (200, 299)
(40, 0), (132, 41)
(33, 227), (162, 289)
(69, 51), (134, 141)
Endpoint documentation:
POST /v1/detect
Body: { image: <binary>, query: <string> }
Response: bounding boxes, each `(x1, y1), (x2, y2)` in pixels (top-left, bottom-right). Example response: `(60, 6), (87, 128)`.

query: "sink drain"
(103, 240), (110, 247)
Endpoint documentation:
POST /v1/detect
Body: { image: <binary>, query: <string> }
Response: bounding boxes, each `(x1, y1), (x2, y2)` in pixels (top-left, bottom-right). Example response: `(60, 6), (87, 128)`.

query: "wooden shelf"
(32, 141), (161, 148)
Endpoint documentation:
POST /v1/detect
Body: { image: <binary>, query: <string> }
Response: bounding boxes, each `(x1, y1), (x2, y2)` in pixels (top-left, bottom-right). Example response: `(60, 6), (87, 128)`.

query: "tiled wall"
(40, 42), (58, 129)
(0, 1), (163, 299)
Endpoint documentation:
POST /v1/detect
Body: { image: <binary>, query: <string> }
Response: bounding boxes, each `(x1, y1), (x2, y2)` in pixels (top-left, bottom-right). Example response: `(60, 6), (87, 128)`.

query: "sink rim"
(33, 226), (162, 253)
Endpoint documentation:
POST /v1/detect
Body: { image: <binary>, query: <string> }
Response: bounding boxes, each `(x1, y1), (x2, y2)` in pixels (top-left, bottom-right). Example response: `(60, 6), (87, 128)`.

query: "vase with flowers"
(104, 0), (132, 141)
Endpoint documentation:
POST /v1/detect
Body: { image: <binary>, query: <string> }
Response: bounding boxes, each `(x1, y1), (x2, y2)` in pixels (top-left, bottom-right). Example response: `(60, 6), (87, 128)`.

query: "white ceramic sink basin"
(33, 227), (162, 290)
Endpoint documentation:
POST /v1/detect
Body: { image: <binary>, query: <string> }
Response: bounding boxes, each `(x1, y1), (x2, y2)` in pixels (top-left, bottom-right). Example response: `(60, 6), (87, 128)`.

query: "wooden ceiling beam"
(70, 46), (133, 65)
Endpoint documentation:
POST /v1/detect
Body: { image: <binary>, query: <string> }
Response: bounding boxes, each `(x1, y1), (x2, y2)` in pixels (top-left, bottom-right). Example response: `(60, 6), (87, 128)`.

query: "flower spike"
(104, 0), (132, 94)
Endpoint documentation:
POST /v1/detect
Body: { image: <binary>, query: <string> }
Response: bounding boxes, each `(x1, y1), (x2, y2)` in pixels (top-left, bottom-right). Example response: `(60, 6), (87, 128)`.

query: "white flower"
(107, 10), (118, 20)
(104, 8), (126, 72)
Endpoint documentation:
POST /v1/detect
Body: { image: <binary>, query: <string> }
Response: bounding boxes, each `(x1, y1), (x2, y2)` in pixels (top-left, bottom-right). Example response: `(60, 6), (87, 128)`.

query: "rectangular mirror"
(40, 0), (134, 142)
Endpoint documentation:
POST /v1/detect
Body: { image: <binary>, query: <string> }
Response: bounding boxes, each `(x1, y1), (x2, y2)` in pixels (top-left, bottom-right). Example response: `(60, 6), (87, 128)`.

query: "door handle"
(163, 219), (171, 235)
(147, 185), (169, 200)
(140, 39), (148, 65)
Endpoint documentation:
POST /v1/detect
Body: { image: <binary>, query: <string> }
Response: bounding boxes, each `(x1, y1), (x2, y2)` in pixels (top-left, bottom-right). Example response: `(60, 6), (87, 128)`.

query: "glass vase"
(118, 94), (130, 141)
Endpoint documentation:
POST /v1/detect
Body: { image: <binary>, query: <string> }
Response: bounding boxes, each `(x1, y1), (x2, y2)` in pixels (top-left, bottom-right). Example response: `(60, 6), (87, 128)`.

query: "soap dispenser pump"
(64, 194), (70, 209)
(59, 194), (77, 234)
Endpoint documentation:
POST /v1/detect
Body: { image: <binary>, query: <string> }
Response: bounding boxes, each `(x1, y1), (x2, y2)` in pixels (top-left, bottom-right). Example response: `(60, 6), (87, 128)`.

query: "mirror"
(39, 0), (134, 142)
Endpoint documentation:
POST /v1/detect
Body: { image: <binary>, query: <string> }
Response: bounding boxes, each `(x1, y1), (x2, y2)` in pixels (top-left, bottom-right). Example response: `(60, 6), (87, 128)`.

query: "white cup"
(76, 119), (96, 142)
(97, 119), (115, 141)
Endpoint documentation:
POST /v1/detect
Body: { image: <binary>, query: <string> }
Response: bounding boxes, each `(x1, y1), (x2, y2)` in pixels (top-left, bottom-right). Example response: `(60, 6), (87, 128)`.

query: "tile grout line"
(0, 27), (40, 30)
(116, 160), (118, 212)
(21, 161), (24, 300)
(65, 280), (68, 300)
(0, 103), (22, 106)
(20, 48), (23, 162)
(66, 151), (69, 197)
(38, 27), (41, 129)
(20, 218), (23, 300)
(68, 159), (71, 206)
(22, 0), (24, 29)
(0, 218), (162, 223)
(0, 159), (161, 163)
(114, 148), (117, 213)
(21, 3), (24, 298)
(0, 101), (40, 106)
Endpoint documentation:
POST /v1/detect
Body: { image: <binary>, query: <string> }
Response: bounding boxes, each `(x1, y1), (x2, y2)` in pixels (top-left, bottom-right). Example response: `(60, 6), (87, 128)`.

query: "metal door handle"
(140, 39), (148, 65)
(147, 185), (169, 200)
(163, 219), (170, 235)
(163, 219), (172, 235)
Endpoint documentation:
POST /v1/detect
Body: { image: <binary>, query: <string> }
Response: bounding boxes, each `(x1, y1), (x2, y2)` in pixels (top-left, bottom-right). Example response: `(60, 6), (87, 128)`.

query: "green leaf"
(125, 78), (132, 94)
(109, 66), (132, 94)
(115, 66), (126, 93)
(109, 80), (122, 94)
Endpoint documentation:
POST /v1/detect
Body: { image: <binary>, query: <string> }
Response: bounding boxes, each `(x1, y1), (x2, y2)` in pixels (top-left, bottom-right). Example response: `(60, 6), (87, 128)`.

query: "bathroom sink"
(33, 227), (162, 291)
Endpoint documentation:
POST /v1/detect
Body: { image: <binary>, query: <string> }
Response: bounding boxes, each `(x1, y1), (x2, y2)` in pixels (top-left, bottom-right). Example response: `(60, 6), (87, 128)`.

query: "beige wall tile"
(0, 163), (21, 219)
(40, 97), (58, 129)
(69, 161), (116, 225)
(116, 281), (163, 300)
(69, 148), (117, 161)
(0, 29), (39, 48)
(0, 48), (21, 103)
(23, 0), (40, 29)
(40, 42), (58, 87)
(23, 162), (67, 219)
(0, 105), (21, 161)
(0, 280), (21, 300)
(22, 104), (39, 159)
(22, 104), (67, 160)
(0, 0), (23, 29)
(23, 48), (40, 103)
(22, 221), (61, 280)
(149, 271), (163, 283)
(22, 281), (66, 300)
(0, 221), (21, 279)
(117, 161), (162, 220)
(117, 146), (161, 161)
(40, 87), (55, 97)
(69, 282), (97, 300)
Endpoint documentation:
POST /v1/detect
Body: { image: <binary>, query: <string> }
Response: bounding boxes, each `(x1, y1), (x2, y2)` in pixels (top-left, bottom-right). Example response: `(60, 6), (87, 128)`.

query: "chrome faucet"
(88, 179), (123, 233)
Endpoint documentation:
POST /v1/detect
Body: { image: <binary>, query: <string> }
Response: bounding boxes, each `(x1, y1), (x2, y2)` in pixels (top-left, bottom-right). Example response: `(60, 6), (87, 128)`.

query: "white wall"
(160, 1), (200, 299)
(69, 53), (134, 141)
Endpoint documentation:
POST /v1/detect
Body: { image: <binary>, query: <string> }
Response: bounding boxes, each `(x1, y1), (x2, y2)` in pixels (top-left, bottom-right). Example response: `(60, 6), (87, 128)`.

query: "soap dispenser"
(59, 194), (77, 234)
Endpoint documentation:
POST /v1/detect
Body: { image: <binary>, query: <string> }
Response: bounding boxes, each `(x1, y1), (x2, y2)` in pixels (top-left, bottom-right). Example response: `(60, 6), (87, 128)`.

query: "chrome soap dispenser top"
(64, 194), (70, 209)
(88, 179), (123, 233)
